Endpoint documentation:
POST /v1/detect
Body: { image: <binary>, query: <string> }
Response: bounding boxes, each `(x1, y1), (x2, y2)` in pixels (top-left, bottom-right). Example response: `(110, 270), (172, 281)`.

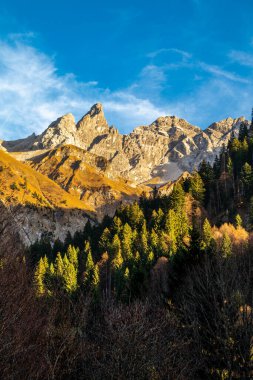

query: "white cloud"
(229, 50), (253, 68)
(0, 39), (166, 140)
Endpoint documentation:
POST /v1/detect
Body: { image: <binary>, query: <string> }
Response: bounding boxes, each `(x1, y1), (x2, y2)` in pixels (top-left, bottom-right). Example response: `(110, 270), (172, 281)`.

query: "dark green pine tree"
(189, 171), (206, 204)
(170, 183), (185, 211)
(240, 162), (253, 198)
(83, 241), (95, 287)
(99, 227), (111, 253)
(238, 122), (249, 142)
(213, 155), (221, 179)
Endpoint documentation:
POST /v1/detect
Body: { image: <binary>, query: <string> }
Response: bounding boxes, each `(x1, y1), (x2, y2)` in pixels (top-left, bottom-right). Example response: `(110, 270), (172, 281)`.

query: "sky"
(1, 0), (253, 139)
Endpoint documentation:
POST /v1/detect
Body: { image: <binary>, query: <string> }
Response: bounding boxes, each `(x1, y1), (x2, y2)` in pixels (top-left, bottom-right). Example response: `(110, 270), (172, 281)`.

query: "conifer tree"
(62, 258), (78, 294)
(111, 234), (124, 296)
(99, 227), (111, 252)
(150, 228), (159, 253)
(189, 172), (205, 204)
(199, 160), (214, 183)
(241, 138), (249, 161)
(189, 225), (202, 260)
(91, 264), (100, 297)
(221, 233), (232, 258)
(151, 209), (164, 230)
(201, 218), (212, 249)
(177, 208), (189, 244)
(139, 221), (149, 256)
(34, 256), (49, 296)
(83, 243), (95, 286)
(55, 252), (64, 276)
(45, 263), (56, 295)
(48, 262), (55, 275)
(67, 245), (79, 270)
(235, 214), (242, 228)
(170, 183), (185, 211)
(156, 209), (164, 229)
(238, 122), (249, 142)
(127, 202), (145, 229)
(121, 223), (132, 260)
(165, 209), (177, 255)
(111, 234), (123, 269)
(213, 155), (221, 179)
(147, 250), (154, 264)
(227, 157), (233, 177)
(112, 216), (122, 234)
(240, 162), (253, 196)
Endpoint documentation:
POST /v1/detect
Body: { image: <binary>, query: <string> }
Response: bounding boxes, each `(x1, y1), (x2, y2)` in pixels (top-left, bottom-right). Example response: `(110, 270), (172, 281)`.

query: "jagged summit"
(0, 103), (246, 184)
(76, 102), (109, 132)
(205, 116), (246, 134)
(88, 102), (103, 117)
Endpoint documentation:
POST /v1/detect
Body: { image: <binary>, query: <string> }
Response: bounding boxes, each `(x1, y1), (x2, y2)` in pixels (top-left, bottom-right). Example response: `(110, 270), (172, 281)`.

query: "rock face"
(0, 200), (25, 256)
(0, 149), (95, 248)
(2, 103), (245, 185)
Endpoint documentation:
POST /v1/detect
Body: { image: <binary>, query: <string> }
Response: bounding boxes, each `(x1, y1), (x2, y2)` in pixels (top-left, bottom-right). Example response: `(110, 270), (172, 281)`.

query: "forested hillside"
(1, 121), (253, 379)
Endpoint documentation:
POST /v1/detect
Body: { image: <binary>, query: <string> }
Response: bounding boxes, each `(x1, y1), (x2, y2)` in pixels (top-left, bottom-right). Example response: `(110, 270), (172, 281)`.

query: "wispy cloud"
(229, 50), (253, 68)
(168, 77), (251, 127)
(0, 38), (166, 139)
(199, 62), (250, 83)
(147, 48), (192, 60)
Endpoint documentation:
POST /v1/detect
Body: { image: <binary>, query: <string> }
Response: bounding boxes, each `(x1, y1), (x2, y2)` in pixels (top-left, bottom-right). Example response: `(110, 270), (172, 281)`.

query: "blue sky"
(1, 0), (253, 139)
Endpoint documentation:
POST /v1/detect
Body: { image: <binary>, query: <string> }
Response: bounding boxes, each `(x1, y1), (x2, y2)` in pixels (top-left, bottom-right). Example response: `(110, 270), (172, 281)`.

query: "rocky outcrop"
(0, 200), (93, 250)
(28, 145), (148, 220)
(0, 200), (25, 256)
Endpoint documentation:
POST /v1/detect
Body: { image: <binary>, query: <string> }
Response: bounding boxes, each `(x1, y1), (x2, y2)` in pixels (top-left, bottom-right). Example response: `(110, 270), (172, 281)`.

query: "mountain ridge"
(1, 103), (246, 185)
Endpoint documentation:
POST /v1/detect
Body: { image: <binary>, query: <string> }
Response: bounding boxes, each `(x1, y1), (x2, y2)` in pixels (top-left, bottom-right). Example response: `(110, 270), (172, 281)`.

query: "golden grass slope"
(0, 150), (93, 211)
(28, 145), (149, 204)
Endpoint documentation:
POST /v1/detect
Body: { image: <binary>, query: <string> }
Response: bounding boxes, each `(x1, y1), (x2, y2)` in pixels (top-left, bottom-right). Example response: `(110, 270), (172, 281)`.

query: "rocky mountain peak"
(33, 112), (77, 150)
(206, 116), (246, 134)
(151, 115), (201, 134)
(89, 102), (103, 117)
(76, 103), (108, 131)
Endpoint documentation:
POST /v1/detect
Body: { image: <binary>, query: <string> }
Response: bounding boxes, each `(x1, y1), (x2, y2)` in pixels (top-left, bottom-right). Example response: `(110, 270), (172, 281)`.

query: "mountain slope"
(27, 145), (148, 218)
(0, 149), (93, 210)
(0, 150), (94, 246)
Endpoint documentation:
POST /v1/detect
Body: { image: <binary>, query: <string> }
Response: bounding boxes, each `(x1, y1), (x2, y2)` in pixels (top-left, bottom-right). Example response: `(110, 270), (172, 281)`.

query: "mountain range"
(0, 103), (247, 251)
